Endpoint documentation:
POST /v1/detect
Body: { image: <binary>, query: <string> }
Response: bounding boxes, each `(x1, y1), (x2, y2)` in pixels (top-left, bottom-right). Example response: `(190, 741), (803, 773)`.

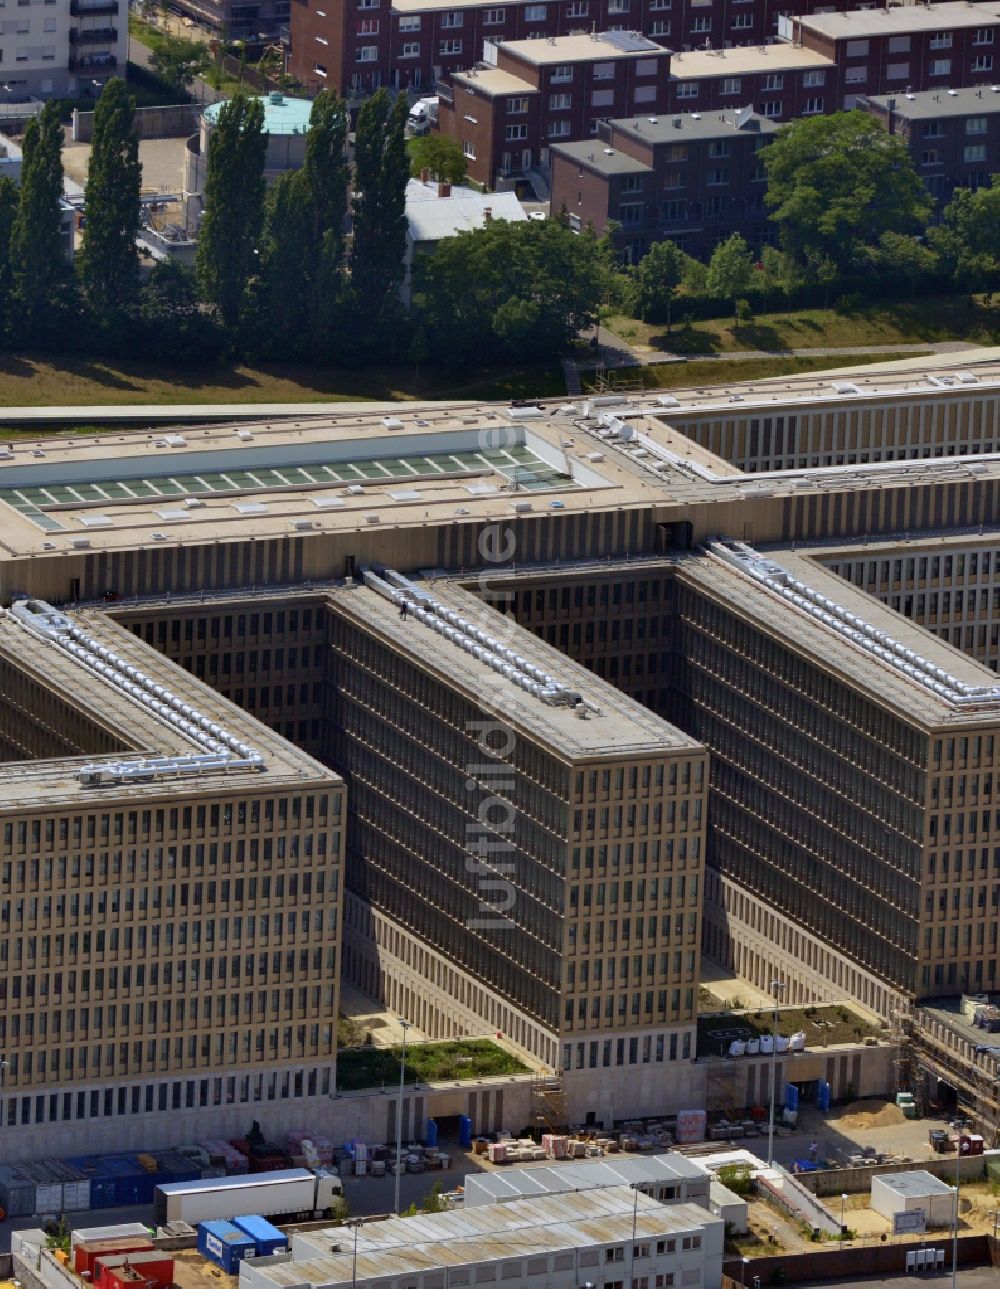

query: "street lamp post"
(741, 1256), (749, 1287)
(766, 979), (786, 1169)
(627, 1183), (639, 1289)
(348, 1218), (361, 1289)
(840, 1193), (848, 1243)
(393, 1018), (411, 1217)
(952, 1118), (970, 1289)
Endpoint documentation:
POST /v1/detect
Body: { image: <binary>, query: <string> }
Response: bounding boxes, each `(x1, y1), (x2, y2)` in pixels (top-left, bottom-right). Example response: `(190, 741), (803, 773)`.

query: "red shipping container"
(95, 1252), (174, 1289)
(75, 1239), (154, 1276)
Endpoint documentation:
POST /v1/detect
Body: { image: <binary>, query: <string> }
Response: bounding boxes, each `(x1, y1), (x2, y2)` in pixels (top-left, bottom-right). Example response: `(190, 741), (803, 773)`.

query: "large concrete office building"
(7, 354), (1000, 1148)
(0, 597), (344, 1161)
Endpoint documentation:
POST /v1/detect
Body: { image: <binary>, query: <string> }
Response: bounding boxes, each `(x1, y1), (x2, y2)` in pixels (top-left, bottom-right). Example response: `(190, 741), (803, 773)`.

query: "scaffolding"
(531, 1070), (567, 1133)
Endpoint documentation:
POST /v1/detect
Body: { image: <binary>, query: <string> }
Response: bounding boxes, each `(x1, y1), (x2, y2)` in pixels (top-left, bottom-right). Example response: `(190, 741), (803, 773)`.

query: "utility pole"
(394, 1018), (411, 1216)
(767, 979), (785, 1169)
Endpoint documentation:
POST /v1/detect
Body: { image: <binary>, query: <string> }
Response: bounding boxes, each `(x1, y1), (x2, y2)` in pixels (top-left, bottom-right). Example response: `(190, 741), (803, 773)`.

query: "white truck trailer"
(154, 1168), (343, 1226)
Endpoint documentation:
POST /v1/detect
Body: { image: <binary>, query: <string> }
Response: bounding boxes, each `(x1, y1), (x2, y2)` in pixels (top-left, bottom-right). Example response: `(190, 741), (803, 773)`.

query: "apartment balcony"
(70, 26), (118, 43)
(70, 0), (119, 15)
(69, 52), (118, 71)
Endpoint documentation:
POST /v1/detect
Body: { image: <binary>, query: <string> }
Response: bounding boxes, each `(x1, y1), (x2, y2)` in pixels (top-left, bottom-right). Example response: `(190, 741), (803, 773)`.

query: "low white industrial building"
(243, 1186), (724, 1289)
(402, 175), (526, 303)
(708, 1179), (749, 1235)
(462, 1155), (712, 1209)
(871, 1172), (956, 1228)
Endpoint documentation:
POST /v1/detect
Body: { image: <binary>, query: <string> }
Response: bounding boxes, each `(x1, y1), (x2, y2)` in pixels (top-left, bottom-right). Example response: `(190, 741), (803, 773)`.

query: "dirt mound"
(835, 1100), (905, 1129)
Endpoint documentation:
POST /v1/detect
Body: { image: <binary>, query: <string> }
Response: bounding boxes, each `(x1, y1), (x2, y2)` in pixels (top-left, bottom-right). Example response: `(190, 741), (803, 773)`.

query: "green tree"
(304, 90), (350, 259)
(930, 179), (1000, 289)
(705, 233), (754, 321)
(149, 33), (211, 93)
(420, 1183), (449, 1213)
(12, 101), (72, 344)
(196, 92), (266, 332)
(409, 133), (467, 185)
(257, 170), (313, 354)
(760, 245), (801, 314)
(139, 259), (224, 362)
(763, 110), (931, 272)
(350, 88), (410, 352)
(0, 177), (18, 347)
(876, 230), (938, 297)
(78, 78), (141, 320)
(632, 239), (686, 327)
(412, 219), (608, 368)
(257, 89), (349, 357)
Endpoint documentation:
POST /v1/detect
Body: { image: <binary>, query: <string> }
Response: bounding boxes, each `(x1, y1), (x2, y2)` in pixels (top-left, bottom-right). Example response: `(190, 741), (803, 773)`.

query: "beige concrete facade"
(6, 356), (1000, 1148)
(0, 602), (345, 1159)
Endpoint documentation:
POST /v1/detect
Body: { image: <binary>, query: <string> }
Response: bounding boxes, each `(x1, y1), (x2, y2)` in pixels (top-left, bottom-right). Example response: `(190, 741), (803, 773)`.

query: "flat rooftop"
(615, 108), (779, 143)
(203, 93), (312, 136)
(863, 86), (1000, 120)
(551, 139), (655, 174)
(328, 576), (701, 758)
(553, 110), (776, 172)
(0, 411), (661, 559)
(0, 604), (336, 809)
(669, 44), (833, 76)
(450, 67), (537, 95)
(795, 1), (1000, 38)
(4, 352), (1000, 565)
(465, 1155), (710, 1204)
(495, 30), (668, 63)
(875, 1171), (954, 1197)
(279, 1190), (719, 1284)
(679, 543), (1000, 728)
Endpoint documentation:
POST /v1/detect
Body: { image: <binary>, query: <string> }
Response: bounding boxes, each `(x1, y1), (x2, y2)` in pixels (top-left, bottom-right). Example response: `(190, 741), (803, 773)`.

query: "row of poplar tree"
(0, 81), (411, 362)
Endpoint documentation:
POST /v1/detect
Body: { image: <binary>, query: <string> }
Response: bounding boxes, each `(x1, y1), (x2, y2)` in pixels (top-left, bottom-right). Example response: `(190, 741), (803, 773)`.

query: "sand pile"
(835, 1100), (905, 1129)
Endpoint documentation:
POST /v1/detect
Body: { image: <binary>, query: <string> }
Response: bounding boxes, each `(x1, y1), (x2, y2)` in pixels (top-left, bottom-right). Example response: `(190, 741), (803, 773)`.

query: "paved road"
(795, 1274), (1000, 1289)
(595, 322), (982, 366)
(0, 1156), (482, 1253)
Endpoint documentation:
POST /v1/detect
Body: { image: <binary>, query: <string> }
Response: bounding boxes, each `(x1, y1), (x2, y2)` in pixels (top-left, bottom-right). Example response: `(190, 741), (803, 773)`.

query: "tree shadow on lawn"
(646, 324), (721, 354)
(0, 353), (47, 381)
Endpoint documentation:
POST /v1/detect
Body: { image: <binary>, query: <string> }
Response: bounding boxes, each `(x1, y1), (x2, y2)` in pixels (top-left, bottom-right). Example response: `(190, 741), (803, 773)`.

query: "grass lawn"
(697, 1004), (878, 1059)
(336, 1039), (528, 1092)
(606, 294), (1000, 357)
(0, 353), (565, 426)
(580, 351), (933, 395)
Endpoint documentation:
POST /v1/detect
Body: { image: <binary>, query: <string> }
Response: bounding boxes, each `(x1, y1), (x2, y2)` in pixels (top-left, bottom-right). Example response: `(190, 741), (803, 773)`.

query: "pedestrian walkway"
(562, 331), (983, 393)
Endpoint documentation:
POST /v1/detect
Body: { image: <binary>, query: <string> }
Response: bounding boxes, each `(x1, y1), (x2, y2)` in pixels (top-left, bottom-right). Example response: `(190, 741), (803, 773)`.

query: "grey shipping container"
(62, 1181), (92, 1211)
(35, 1183), (62, 1213)
(0, 1168), (36, 1218)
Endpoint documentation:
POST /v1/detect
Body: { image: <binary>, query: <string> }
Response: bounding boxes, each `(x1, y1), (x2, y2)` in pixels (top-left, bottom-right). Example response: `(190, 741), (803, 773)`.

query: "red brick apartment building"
(550, 105), (776, 258)
(667, 43), (834, 117)
(785, 0), (1000, 108)
(859, 86), (1000, 204)
(289, 0), (833, 98)
(437, 30), (671, 185)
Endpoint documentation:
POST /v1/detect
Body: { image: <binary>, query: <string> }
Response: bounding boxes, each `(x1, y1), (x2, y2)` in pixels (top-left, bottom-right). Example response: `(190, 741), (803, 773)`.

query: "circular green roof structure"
(204, 92), (313, 136)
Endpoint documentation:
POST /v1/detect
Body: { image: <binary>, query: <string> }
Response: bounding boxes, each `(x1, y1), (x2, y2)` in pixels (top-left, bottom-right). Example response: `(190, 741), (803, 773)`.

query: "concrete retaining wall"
(72, 103), (202, 143)
(798, 1152), (989, 1197)
(0, 1076), (533, 1163)
(723, 1234), (990, 1283)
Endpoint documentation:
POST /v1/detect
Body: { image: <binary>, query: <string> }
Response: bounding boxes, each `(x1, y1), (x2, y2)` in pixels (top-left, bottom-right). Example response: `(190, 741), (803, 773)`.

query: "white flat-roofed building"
(461, 1155), (712, 1209)
(871, 1172), (956, 1228)
(244, 1188), (724, 1289)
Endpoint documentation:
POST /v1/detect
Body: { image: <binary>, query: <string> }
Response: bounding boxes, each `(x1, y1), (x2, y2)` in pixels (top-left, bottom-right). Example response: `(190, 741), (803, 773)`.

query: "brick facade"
(550, 106), (776, 258)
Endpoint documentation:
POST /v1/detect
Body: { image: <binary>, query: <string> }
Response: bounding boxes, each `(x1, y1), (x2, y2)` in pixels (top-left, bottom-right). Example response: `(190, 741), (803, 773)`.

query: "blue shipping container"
(231, 1214), (289, 1256)
(105, 1157), (154, 1208)
(198, 1221), (257, 1275)
(68, 1157), (123, 1210)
